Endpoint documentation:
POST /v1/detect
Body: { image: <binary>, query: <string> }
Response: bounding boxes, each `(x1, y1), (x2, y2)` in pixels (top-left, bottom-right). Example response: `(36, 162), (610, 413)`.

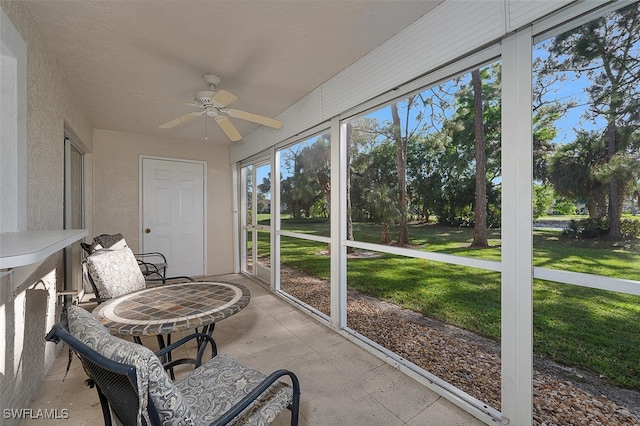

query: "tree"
(406, 134), (443, 223)
(438, 64), (501, 230)
(533, 184), (554, 219)
(280, 144), (323, 219)
(367, 183), (399, 243)
(390, 102), (409, 245)
(348, 117), (392, 223)
(351, 97), (425, 245)
(297, 135), (331, 216)
(348, 63), (502, 237)
(257, 173), (271, 214)
(471, 69), (488, 247)
(549, 131), (608, 219)
(389, 91), (460, 244)
(546, 3), (640, 238)
(532, 55), (567, 183)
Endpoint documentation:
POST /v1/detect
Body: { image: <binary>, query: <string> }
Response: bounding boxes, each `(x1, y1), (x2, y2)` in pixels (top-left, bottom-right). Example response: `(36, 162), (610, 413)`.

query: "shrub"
(552, 197), (577, 215)
(563, 217), (609, 239)
(533, 184), (554, 219)
(620, 218), (640, 239)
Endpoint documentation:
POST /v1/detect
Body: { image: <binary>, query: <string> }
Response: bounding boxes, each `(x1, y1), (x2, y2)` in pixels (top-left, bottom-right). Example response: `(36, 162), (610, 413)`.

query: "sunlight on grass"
(278, 221), (640, 389)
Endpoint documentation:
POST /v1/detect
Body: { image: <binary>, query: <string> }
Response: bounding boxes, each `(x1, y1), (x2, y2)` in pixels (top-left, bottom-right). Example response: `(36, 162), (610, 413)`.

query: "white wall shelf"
(0, 229), (87, 269)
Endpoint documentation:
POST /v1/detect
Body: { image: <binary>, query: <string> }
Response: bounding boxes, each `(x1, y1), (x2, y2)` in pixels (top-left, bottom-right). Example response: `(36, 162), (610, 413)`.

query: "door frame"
(239, 157), (272, 284)
(64, 133), (84, 294)
(139, 155), (207, 276)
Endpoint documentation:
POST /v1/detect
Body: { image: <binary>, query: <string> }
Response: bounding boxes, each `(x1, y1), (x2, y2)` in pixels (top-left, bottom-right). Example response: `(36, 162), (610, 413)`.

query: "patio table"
(92, 281), (250, 336)
(91, 281), (250, 373)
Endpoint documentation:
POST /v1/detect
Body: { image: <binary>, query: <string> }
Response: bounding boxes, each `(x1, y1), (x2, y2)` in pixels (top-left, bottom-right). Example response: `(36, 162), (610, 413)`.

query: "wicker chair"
(46, 305), (301, 426)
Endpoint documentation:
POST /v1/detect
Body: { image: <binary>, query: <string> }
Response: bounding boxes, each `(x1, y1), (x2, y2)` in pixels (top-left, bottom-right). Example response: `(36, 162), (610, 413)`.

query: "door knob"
(144, 228), (151, 234)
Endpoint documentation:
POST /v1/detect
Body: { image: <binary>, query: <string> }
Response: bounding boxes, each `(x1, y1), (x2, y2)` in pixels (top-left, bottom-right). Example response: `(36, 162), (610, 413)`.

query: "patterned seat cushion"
(85, 247), (146, 299)
(65, 306), (292, 426)
(176, 354), (294, 425)
(66, 305), (195, 425)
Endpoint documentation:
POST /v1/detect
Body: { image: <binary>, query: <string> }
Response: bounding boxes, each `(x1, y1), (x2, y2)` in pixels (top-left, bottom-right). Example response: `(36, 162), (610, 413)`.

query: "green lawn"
(269, 219), (640, 389)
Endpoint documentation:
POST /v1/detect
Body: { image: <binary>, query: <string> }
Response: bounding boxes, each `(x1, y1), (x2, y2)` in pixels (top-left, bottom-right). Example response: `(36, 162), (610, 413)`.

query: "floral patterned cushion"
(85, 247), (146, 299)
(176, 354), (294, 425)
(66, 305), (195, 426)
(65, 306), (292, 426)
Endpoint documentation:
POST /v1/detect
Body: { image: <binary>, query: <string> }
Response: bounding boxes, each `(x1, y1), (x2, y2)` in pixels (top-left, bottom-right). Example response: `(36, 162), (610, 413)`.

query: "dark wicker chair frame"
(45, 315), (301, 426)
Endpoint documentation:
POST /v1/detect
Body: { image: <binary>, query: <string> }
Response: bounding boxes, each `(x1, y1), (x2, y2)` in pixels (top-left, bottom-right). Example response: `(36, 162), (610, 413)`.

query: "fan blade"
(211, 90), (237, 107)
(159, 111), (203, 129)
(227, 109), (282, 129)
(215, 116), (242, 141)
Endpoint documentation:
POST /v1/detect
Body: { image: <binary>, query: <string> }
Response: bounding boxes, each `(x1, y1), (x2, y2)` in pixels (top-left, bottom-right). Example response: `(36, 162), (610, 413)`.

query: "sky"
(350, 55), (598, 148)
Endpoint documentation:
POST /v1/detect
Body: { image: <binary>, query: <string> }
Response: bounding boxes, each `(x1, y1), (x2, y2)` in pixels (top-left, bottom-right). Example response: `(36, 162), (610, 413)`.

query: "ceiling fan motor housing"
(195, 90), (215, 106)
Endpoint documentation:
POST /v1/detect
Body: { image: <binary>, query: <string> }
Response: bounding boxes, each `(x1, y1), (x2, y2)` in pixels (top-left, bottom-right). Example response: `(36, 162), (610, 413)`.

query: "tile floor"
(22, 274), (485, 425)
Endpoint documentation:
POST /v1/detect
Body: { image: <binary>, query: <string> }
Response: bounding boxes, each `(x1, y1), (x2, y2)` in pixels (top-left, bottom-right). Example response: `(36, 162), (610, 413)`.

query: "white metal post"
(273, 148), (282, 292)
(501, 28), (534, 426)
(231, 163), (240, 274)
(330, 116), (346, 329)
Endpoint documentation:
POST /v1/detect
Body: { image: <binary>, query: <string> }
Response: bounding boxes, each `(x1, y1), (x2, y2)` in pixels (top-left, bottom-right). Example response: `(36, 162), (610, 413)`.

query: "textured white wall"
(0, 2), (93, 424)
(92, 129), (234, 276)
(1, 8), (26, 233)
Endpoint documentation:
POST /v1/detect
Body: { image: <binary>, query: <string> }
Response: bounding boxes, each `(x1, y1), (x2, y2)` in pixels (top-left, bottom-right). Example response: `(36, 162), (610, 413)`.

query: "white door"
(141, 158), (205, 277)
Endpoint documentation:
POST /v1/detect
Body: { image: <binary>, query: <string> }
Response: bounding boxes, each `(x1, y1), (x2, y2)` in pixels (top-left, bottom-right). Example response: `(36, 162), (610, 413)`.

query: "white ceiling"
(20, 0), (442, 145)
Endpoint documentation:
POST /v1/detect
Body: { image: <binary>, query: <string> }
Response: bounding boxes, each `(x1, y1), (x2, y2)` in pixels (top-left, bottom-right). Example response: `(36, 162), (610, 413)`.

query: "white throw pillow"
(86, 247), (146, 299)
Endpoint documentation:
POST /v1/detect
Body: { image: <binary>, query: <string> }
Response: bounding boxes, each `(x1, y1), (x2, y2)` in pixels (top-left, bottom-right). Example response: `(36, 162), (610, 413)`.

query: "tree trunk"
(605, 122), (622, 239)
(609, 181), (626, 238)
(471, 69), (489, 247)
(391, 103), (409, 246)
(381, 222), (391, 244)
(318, 172), (331, 216)
(586, 196), (598, 219)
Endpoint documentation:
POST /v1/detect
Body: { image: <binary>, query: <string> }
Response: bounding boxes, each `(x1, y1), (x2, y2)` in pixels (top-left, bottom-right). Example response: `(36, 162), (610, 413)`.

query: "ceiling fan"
(157, 74), (282, 142)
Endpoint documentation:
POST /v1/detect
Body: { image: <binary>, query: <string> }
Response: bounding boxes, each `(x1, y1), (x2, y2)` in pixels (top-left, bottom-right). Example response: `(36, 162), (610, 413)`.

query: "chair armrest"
(212, 369), (301, 426)
(135, 252), (167, 263)
(145, 275), (196, 285)
(168, 276), (196, 282)
(155, 333), (217, 368)
(135, 252), (168, 281)
(137, 260), (165, 280)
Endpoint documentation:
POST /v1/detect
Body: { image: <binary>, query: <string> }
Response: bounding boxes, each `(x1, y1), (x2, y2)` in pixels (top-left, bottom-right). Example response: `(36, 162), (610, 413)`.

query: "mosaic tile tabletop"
(92, 281), (251, 336)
